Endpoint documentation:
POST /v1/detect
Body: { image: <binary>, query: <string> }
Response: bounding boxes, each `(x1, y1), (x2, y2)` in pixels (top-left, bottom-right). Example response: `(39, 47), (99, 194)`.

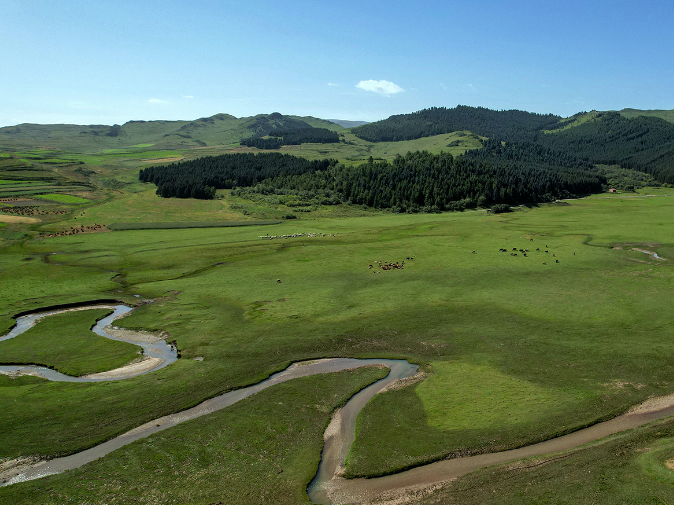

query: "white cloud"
(440, 83), (447, 90)
(356, 79), (404, 96)
(327, 83), (338, 87)
(182, 95), (195, 99)
(148, 98), (167, 104)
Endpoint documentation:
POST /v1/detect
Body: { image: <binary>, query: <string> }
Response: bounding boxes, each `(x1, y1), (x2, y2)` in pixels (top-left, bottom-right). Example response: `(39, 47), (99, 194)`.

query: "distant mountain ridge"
(1, 106), (673, 183)
(325, 119), (369, 128)
(0, 113), (345, 151)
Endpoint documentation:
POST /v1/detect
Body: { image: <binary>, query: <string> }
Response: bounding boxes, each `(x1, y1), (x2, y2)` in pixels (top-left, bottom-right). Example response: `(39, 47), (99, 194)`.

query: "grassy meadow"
(0, 131), (674, 503)
(415, 416), (674, 504)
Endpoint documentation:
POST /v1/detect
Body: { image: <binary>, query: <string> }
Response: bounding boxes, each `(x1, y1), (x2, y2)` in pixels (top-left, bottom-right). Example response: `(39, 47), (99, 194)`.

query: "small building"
(609, 188), (617, 193)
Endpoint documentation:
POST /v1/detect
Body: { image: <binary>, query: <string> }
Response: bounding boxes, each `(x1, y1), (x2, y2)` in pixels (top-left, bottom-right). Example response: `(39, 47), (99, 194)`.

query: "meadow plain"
(0, 134), (673, 503)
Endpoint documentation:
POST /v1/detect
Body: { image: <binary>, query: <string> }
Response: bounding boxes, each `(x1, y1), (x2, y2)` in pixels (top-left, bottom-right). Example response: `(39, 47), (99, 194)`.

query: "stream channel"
(0, 304), (177, 381)
(3, 304), (674, 503)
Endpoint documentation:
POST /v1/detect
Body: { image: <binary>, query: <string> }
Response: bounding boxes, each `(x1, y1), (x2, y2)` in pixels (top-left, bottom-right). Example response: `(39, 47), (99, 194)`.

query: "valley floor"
(1, 176), (673, 503)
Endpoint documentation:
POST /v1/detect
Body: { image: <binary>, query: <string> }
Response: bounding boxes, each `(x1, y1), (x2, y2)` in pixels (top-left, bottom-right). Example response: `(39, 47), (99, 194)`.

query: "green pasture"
(0, 185), (673, 501)
(272, 131), (483, 163)
(33, 194), (89, 204)
(0, 180), (35, 186)
(108, 220), (281, 230)
(50, 186), (374, 229)
(414, 417), (674, 504)
(0, 309), (139, 376)
(1, 193), (673, 456)
(0, 367), (386, 505)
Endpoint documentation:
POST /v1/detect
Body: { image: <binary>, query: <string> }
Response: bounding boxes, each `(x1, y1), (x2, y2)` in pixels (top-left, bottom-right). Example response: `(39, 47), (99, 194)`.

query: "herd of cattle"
(494, 242), (560, 264)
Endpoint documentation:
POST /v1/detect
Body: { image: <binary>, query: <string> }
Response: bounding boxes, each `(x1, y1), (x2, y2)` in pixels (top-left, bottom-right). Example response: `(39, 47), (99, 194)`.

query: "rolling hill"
(351, 106), (674, 184)
(0, 113), (345, 151)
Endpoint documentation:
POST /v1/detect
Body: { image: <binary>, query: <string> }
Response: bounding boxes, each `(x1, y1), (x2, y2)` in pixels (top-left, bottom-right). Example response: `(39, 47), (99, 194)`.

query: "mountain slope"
(350, 105), (561, 142)
(619, 108), (674, 123)
(0, 113), (345, 151)
(351, 106), (674, 184)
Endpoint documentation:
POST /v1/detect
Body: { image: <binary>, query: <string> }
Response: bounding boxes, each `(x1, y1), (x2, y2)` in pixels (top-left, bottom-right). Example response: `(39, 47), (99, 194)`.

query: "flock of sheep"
(259, 232), (336, 240)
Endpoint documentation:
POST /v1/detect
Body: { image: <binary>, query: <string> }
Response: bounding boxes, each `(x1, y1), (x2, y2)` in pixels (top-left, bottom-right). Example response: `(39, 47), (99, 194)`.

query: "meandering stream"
(3, 306), (674, 504)
(0, 304), (177, 381)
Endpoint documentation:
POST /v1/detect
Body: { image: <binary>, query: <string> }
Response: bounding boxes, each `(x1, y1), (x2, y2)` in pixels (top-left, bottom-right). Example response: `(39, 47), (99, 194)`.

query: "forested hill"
(352, 106), (674, 184)
(537, 112), (674, 184)
(351, 106), (561, 142)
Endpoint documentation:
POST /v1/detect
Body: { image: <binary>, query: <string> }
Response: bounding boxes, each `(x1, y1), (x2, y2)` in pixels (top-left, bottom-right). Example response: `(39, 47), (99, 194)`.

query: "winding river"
(0, 304), (177, 381)
(3, 306), (674, 503)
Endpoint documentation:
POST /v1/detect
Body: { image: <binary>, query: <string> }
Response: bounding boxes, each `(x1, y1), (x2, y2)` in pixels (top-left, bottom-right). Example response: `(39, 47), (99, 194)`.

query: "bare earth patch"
(104, 326), (164, 344)
(82, 356), (163, 380)
(665, 459), (674, 471)
(0, 214), (40, 224)
(380, 370), (427, 393)
(364, 482), (451, 505)
(0, 457), (45, 485)
(627, 391), (674, 415)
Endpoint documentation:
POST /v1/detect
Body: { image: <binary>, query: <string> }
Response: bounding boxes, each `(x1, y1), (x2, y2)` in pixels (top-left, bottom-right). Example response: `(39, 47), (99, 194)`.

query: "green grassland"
(0, 367), (387, 505)
(546, 110), (602, 132)
(619, 108), (674, 123)
(415, 416), (674, 504)
(0, 190), (673, 469)
(33, 194), (90, 204)
(0, 309), (140, 376)
(1, 122), (674, 503)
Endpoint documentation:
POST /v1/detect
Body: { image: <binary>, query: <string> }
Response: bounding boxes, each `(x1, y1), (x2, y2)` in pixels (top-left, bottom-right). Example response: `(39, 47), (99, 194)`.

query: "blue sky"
(1, 0), (673, 126)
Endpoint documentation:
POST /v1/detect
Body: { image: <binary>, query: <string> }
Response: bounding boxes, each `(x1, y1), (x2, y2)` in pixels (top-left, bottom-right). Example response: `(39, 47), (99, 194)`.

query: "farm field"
(0, 175), (673, 503)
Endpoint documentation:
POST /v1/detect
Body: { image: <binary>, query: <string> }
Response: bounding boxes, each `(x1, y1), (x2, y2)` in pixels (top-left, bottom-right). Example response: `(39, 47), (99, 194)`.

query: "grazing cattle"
(556, 260), (559, 263)
(530, 238), (533, 241)
(523, 253), (527, 257)
(543, 262), (546, 265)
(553, 254), (556, 257)
(369, 265), (373, 269)
(545, 250), (548, 253)
(536, 248), (540, 251)
(512, 248), (517, 251)
(472, 250), (476, 254)
(277, 279), (281, 283)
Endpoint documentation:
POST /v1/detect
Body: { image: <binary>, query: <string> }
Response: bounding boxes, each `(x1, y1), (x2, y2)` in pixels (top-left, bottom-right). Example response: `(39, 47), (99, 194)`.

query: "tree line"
(138, 152), (337, 199)
(240, 127), (339, 149)
(140, 150), (605, 211)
